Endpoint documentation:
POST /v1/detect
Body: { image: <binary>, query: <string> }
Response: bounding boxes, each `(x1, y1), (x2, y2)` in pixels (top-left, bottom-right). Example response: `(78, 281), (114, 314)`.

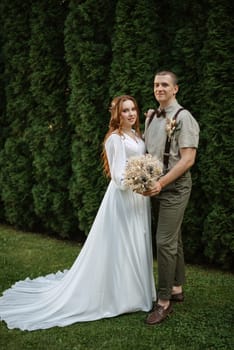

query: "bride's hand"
(144, 109), (155, 118)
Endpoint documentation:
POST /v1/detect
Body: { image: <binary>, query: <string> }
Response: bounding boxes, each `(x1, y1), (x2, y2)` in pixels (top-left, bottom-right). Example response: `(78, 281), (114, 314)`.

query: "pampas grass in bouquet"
(123, 154), (163, 193)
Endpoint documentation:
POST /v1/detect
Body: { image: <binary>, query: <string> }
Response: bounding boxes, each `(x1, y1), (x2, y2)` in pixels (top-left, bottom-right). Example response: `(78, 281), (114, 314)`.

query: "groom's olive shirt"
(144, 100), (200, 171)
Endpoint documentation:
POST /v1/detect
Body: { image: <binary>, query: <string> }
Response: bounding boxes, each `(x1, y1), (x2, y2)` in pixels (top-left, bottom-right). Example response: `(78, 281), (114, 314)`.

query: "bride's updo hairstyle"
(102, 95), (142, 178)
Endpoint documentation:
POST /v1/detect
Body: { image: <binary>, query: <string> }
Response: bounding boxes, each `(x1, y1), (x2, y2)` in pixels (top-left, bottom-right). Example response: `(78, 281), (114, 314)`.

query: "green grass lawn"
(0, 224), (233, 350)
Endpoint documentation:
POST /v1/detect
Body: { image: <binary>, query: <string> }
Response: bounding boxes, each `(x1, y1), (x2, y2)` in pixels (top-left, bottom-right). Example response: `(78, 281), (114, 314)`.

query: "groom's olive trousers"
(151, 171), (192, 300)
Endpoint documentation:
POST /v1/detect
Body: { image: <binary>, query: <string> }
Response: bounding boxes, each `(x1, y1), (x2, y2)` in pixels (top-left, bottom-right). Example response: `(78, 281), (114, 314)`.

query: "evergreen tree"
(198, 0), (233, 269)
(0, 0), (36, 228)
(109, 0), (161, 120)
(27, 0), (76, 237)
(0, 23), (6, 221)
(65, 0), (114, 234)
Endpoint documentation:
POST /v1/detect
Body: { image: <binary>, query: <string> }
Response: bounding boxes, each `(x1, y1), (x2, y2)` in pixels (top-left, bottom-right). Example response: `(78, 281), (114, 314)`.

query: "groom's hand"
(142, 181), (162, 197)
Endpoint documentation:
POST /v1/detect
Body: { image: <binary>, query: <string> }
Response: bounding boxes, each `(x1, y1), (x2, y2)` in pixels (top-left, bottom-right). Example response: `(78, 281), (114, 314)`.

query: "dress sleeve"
(105, 134), (128, 190)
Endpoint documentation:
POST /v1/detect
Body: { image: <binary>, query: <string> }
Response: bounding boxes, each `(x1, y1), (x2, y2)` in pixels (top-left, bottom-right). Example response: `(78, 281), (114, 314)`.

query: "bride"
(0, 95), (156, 331)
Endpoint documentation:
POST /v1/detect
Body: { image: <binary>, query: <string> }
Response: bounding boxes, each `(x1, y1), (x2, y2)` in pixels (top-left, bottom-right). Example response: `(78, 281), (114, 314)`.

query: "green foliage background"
(0, 0), (233, 269)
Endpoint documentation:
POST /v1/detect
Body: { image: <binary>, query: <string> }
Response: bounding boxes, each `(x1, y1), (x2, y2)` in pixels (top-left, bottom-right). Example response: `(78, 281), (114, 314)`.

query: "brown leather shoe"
(145, 302), (173, 325)
(170, 292), (184, 302)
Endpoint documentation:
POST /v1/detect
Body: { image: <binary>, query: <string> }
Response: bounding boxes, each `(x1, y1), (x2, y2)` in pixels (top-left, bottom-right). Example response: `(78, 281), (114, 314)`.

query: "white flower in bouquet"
(123, 154), (163, 193)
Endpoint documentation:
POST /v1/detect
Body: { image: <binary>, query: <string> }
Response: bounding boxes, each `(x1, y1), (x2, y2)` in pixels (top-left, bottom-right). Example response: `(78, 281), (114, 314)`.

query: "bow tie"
(156, 109), (166, 118)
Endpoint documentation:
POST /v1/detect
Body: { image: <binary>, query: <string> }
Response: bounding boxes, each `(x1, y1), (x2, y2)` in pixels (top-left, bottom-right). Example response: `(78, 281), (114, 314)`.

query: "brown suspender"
(163, 108), (184, 172)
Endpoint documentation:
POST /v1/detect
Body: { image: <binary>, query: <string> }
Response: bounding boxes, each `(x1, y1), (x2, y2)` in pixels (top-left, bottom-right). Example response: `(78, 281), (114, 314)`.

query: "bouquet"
(123, 154), (163, 193)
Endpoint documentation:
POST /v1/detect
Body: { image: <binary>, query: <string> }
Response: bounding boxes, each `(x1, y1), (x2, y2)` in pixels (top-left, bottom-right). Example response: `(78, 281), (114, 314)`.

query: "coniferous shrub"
(0, 0), (36, 228)
(109, 0), (161, 119)
(198, 0), (234, 269)
(0, 31), (6, 221)
(27, 0), (76, 237)
(65, 0), (114, 234)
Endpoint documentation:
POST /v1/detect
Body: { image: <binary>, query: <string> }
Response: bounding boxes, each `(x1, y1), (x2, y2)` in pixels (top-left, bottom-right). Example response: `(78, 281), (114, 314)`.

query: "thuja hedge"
(65, 0), (113, 234)
(0, 0), (35, 228)
(27, 0), (76, 237)
(0, 0), (233, 269)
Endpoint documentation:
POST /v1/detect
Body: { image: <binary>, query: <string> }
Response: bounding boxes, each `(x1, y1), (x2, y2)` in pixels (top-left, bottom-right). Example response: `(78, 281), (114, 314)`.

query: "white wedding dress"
(0, 133), (156, 330)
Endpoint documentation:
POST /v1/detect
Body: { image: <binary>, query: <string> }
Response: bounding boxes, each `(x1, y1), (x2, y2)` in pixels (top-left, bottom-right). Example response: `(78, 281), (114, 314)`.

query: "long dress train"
(0, 133), (156, 330)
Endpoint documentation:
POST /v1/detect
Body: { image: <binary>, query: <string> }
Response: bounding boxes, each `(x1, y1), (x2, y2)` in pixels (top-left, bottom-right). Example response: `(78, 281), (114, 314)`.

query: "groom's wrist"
(158, 178), (165, 189)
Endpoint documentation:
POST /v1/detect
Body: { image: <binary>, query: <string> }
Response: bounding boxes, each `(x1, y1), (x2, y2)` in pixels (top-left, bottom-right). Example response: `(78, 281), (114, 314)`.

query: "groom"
(143, 70), (199, 324)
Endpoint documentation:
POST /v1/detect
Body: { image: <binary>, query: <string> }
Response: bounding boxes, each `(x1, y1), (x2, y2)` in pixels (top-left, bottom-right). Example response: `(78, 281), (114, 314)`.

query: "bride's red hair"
(102, 95), (142, 178)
